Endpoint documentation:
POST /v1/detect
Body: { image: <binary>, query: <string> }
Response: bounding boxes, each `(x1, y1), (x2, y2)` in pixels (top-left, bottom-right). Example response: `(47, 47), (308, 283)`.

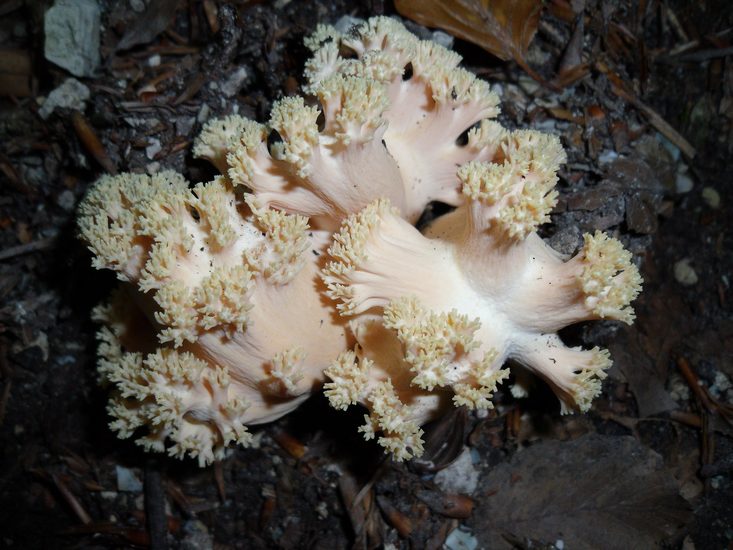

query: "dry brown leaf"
(469, 435), (691, 549)
(395, 0), (542, 65)
(117, 0), (180, 51)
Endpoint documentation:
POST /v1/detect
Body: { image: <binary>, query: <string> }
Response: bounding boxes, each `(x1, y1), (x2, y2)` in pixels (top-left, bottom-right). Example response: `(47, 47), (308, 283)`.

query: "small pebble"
(38, 78), (90, 120)
(675, 171), (694, 194)
(434, 448), (479, 495)
(220, 67), (249, 97)
(197, 103), (211, 124)
(430, 30), (454, 49)
(116, 465), (143, 492)
(56, 190), (76, 212)
(444, 526), (478, 550)
(702, 187), (720, 209)
(674, 259), (698, 286)
(334, 15), (365, 34)
(145, 138), (161, 160)
(180, 519), (214, 550)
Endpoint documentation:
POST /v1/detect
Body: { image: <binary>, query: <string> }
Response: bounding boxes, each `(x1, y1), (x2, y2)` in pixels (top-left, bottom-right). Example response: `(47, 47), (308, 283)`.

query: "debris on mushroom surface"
(78, 16), (642, 464)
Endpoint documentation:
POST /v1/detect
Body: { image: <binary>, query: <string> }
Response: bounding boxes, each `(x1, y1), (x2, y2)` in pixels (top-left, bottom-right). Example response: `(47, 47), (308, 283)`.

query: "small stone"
(625, 191), (660, 234)
(598, 150), (619, 165)
(667, 372), (691, 403)
(434, 448), (479, 495)
(38, 78), (90, 120)
(56, 190), (76, 212)
(702, 187), (721, 209)
(180, 520), (213, 550)
(606, 157), (663, 191)
(220, 66), (249, 97)
(591, 194), (626, 230)
(567, 183), (620, 211)
(674, 171), (695, 195)
(547, 225), (582, 256)
(430, 30), (454, 49)
(710, 371), (732, 400)
(634, 135), (677, 191)
(444, 526), (479, 550)
(197, 103), (211, 124)
(145, 138), (161, 160)
(115, 465), (143, 492)
(674, 259), (698, 286)
(334, 15), (365, 34)
(44, 0), (100, 77)
(130, 0), (145, 12)
(148, 54), (161, 67)
(518, 75), (541, 95)
(176, 117), (196, 138)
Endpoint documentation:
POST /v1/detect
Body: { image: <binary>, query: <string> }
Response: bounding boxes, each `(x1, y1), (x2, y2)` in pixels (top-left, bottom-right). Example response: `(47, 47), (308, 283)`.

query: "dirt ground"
(1, 0), (732, 548)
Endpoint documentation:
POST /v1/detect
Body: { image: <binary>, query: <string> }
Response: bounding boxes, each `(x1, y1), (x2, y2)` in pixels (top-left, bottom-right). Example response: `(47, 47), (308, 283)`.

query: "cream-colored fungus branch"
(79, 16), (642, 464)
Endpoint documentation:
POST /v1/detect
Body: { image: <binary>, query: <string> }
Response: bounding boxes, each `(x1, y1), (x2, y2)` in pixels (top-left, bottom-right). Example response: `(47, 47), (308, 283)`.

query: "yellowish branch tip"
(266, 347), (307, 397)
(344, 16), (417, 54)
(316, 75), (389, 143)
(453, 364), (510, 410)
(323, 199), (398, 313)
(323, 350), (371, 410)
(245, 196), (310, 284)
(77, 171), (187, 279)
(191, 179), (237, 249)
(563, 347), (612, 413)
(193, 115), (256, 168)
(580, 231), (643, 324)
(384, 296), (480, 391)
(268, 96), (321, 177)
(104, 347), (253, 467)
(359, 380), (424, 461)
(225, 121), (269, 188)
(303, 23), (340, 52)
(459, 130), (566, 239)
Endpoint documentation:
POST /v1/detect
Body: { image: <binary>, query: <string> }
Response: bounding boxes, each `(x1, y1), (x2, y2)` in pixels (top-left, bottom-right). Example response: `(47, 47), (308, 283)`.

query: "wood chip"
(71, 112), (117, 173)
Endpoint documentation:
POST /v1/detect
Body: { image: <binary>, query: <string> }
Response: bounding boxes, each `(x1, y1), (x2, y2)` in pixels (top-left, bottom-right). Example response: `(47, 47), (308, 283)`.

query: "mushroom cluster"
(78, 17), (642, 465)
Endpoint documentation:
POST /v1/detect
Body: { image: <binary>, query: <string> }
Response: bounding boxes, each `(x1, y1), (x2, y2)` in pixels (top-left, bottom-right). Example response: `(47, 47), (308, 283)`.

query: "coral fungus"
(78, 16), (641, 464)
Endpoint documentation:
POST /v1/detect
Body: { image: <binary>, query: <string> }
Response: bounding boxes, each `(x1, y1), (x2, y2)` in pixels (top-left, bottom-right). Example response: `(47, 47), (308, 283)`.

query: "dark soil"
(1, 1), (731, 548)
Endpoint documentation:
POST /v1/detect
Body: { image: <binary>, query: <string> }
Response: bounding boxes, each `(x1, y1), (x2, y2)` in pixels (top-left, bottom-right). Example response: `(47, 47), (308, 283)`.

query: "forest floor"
(1, 0), (732, 548)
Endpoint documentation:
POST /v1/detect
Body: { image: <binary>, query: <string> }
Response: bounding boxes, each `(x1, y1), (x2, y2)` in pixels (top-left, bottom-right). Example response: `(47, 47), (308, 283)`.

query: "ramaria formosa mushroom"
(79, 16), (642, 465)
(78, 172), (348, 465)
(321, 178), (641, 458)
(310, 18), (641, 460)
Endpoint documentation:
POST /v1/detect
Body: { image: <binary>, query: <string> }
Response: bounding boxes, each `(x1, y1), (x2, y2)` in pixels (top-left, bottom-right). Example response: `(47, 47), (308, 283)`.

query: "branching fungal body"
(79, 17), (642, 464)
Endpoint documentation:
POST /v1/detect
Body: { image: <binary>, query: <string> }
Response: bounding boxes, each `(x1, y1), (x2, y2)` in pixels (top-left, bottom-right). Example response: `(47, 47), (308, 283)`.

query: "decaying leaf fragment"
(469, 435), (691, 549)
(395, 0), (542, 68)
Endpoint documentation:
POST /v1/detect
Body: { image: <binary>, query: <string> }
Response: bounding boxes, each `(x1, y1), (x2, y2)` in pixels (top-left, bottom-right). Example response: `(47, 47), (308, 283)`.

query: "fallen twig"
(0, 237), (55, 262)
(596, 61), (696, 158)
(50, 473), (92, 525)
(71, 112), (117, 174)
(144, 460), (168, 550)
